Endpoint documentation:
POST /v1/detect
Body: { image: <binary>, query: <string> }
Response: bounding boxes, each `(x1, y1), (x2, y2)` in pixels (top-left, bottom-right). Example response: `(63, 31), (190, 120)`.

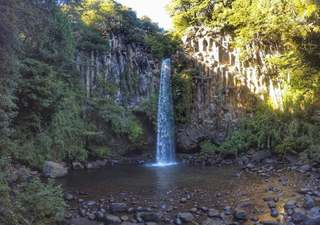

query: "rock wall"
(177, 27), (284, 151)
(74, 33), (160, 108)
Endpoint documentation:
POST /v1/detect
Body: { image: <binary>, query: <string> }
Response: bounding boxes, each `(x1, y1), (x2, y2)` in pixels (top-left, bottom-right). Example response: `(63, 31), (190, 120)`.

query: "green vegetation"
(0, 1), (181, 221)
(0, 158), (66, 224)
(167, 0), (320, 160)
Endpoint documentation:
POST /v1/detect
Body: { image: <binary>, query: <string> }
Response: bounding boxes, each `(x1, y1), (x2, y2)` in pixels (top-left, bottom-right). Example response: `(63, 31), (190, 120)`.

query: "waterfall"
(155, 58), (176, 165)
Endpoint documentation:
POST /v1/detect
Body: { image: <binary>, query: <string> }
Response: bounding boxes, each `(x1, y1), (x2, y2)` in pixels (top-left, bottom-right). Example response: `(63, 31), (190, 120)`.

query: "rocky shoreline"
(51, 151), (320, 225)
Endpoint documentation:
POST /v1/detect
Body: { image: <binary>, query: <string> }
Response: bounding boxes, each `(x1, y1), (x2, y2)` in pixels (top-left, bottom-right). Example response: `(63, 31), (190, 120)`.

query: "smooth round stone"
(284, 200), (296, 209)
(233, 209), (248, 220)
(180, 198), (187, 203)
(104, 214), (121, 224)
(64, 193), (74, 200)
(178, 213), (194, 223)
(271, 209), (278, 217)
(111, 203), (127, 213)
(251, 216), (259, 222)
(88, 201), (96, 206)
(264, 197), (272, 202)
(268, 202), (276, 209)
(88, 213), (96, 220)
(190, 208), (197, 213)
(208, 209), (219, 217)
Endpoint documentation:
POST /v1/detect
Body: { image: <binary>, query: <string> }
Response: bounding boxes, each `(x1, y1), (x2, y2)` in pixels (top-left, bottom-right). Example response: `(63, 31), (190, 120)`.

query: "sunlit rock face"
(73, 32), (159, 108)
(176, 27), (284, 151)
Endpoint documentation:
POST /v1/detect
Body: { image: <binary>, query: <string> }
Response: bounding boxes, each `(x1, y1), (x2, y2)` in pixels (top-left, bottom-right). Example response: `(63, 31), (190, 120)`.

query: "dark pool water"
(57, 163), (312, 224)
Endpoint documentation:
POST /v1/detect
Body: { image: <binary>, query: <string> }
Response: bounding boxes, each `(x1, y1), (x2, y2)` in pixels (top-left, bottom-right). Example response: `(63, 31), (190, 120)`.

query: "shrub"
(0, 157), (66, 225)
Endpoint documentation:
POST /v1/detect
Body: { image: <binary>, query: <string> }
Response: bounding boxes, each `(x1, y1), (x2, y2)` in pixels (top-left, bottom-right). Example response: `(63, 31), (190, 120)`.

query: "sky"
(116, 0), (173, 30)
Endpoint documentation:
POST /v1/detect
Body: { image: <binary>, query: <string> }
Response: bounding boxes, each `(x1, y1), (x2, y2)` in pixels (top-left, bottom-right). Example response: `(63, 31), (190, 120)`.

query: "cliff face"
(176, 27), (284, 151)
(74, 33), (160, 108)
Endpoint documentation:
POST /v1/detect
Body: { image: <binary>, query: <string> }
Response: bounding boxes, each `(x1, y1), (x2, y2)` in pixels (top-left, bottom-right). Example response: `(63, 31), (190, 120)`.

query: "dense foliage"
(167, 0), (320, 159)
(0, 0), (180, 170)
(0, 158), (66, 224)
(0, 1), (180, 222)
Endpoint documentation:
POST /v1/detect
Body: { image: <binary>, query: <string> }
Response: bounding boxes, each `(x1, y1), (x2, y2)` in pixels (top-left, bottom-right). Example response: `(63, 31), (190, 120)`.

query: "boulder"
(72, 161), (84, 169)
(306, 215), (320, 225)
(43, 161), (67, 178)
(251, 150), (272, 162)
(178, 213), (194, 223)
(233, 209), (248, 220)
(292, 208), (306, 223)
(111, 203), (127, 213)
(104, 214), (121, 225)
(141, 212), (163, 222)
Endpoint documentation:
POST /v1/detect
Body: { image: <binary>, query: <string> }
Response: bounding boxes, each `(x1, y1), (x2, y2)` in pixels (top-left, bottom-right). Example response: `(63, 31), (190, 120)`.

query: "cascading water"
(155, 58), (176, 166)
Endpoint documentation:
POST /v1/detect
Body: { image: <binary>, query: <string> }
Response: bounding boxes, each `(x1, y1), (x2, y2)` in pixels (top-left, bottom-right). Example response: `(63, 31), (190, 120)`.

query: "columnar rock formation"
(177, 27), (284, 150)
(74, 33), (160, 108)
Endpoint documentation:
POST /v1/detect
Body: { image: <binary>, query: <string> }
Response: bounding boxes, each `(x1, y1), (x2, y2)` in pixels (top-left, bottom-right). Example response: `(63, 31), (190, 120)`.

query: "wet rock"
(72, 161), (84, 169)
(111, 203), (127, 213)
(284, 200), (296, 209)
(251, 150), (272, 162)
(306, 215), (320, 225)
(251, 216), (259, 222)
(43, 161), (68, 178)
(304, 198), (314, 209)
(233, 209), (247, 220)
(105, 214), (121, 225)
(292, 208), (306, 223)
(64, 193), (74, 200)
(141, 212), (163, 222)
(178, 213), (194, 223)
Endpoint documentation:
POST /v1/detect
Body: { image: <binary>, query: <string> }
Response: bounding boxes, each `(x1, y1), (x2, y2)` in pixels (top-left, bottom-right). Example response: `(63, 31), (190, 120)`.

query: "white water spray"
(155, 58), (176, 166)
